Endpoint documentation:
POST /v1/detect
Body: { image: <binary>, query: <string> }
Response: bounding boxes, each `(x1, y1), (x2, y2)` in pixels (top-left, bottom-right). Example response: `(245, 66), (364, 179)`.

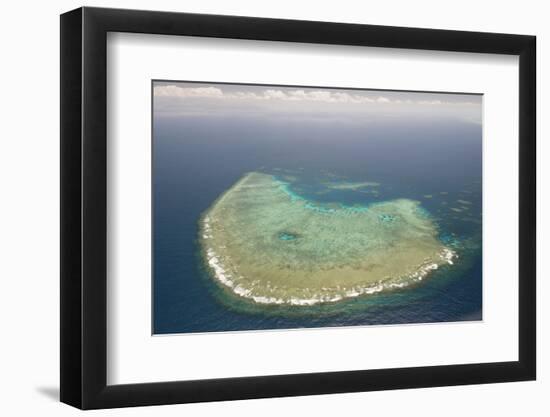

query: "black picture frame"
(60, 6), (536, 410)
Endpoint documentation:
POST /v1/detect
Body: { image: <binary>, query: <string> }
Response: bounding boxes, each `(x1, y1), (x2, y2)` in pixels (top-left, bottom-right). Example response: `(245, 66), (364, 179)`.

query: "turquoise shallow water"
(153, 117), (482, 333)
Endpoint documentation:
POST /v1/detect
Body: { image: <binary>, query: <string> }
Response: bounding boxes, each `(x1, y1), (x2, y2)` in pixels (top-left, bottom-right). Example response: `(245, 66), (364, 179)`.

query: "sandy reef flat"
(323, 181), (380, 190)
(200, 172), (455, 306)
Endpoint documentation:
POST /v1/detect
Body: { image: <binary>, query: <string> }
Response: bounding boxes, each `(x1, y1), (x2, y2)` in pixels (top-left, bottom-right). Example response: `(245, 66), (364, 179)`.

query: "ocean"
(153, 115), (482, 334)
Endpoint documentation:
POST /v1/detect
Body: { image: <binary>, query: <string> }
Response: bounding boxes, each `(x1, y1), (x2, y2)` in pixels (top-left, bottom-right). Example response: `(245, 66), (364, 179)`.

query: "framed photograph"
(60, 6), (536, 409)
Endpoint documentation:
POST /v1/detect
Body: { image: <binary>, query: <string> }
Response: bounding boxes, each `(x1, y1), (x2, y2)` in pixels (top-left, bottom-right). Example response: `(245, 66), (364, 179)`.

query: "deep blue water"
(153, 115), (482, 334)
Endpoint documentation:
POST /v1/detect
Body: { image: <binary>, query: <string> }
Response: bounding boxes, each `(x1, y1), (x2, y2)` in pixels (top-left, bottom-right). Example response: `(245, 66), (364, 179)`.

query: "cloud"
(153, 83), (482, 125)
(153, 85), (480, 109)
(154, 85), (391, 104)
(154, 85), (224, 98)
(418, 99), (443, 105)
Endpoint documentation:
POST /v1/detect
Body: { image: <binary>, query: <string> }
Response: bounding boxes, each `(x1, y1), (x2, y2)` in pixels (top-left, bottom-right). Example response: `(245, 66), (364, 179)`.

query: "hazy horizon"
(153, 81), (482, 125)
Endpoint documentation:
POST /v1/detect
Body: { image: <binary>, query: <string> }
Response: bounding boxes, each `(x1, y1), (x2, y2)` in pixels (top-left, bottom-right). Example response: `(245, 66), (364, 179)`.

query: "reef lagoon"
(201, 172), (455, 306)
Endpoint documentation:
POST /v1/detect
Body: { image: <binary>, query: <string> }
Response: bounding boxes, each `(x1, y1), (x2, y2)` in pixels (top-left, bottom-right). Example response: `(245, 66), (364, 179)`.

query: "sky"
(153, 81), (482, 125)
